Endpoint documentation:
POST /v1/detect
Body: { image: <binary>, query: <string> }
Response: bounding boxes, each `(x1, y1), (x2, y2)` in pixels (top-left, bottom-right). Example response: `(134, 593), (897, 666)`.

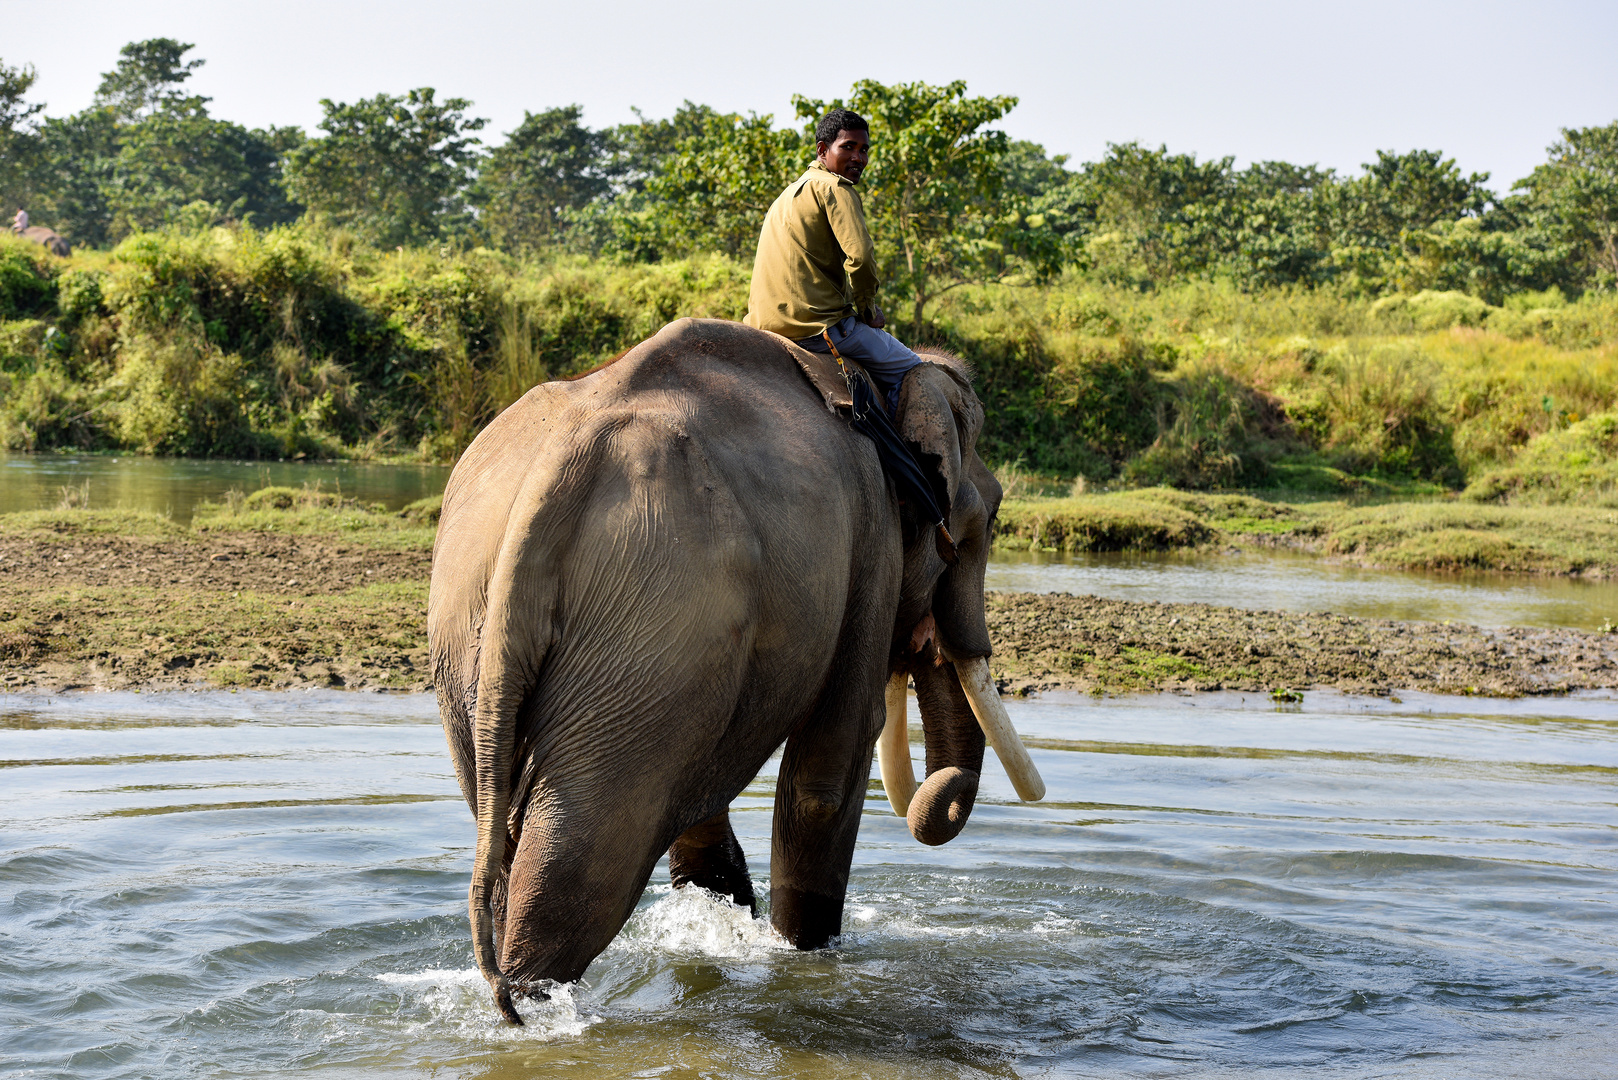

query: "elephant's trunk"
(954, 657), (1046, 802)
(905, 658), (985, 845)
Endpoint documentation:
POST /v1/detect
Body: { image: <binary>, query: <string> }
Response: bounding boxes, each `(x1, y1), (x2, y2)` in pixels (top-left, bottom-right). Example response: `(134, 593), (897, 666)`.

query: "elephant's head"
(886, 356), (1043, 846)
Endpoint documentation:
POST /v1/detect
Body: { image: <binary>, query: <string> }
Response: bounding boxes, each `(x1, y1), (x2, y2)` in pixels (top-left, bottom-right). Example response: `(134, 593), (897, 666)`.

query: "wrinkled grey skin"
(18, 226), (69, 257)
(428, 318), (1002, 1022)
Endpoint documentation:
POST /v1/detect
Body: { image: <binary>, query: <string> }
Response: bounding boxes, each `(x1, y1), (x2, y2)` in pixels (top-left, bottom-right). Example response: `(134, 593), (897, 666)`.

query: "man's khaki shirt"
(744, 161), (880, 339)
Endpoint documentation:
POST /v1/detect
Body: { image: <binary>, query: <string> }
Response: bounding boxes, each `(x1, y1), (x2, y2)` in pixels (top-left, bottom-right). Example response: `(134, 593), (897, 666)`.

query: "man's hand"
(862, 303), (886, 330)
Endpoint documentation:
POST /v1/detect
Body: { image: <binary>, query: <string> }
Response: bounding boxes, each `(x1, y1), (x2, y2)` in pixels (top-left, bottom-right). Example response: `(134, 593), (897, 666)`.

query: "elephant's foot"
(668, 810), (756, 913)
(770, 884), (844, 949)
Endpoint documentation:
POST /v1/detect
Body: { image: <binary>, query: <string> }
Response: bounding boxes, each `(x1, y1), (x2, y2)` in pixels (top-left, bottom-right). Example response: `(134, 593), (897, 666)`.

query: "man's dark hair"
(816, 108), (869, 147)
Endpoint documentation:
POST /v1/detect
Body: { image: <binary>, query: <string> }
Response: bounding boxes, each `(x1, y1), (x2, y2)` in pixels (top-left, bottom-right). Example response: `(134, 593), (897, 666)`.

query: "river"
(3, 688), (1615, 1078)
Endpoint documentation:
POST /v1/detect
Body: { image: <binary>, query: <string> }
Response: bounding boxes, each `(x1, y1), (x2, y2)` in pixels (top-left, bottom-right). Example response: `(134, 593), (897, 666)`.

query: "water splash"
(375, 967), (598, 1040)
(612, 885), (792, 960)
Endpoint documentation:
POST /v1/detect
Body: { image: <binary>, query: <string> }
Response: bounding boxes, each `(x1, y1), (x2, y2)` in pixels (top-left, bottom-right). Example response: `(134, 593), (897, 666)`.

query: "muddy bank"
(2, 529), (1616, 697)
(0, 532), (432, 693)
(986, 592), (1618, 697)
(0, 532), (430, 595)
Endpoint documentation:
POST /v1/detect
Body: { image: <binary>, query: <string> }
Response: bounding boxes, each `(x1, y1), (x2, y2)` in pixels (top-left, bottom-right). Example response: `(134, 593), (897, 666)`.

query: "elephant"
(428, 317), (1043, 1024)
(17, 226), (70, 257)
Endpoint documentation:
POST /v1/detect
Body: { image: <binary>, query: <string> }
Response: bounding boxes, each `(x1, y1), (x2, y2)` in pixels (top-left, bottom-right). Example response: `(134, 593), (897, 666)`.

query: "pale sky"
(6, 0), (1616, 189)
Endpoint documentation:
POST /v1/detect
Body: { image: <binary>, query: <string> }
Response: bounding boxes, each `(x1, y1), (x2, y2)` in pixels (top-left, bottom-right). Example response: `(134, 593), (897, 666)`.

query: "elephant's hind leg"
(669, 810), (756, 913)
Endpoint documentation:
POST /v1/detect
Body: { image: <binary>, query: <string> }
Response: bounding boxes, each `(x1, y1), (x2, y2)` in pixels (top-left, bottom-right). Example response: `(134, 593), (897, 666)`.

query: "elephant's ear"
(897, 362), (983, 522)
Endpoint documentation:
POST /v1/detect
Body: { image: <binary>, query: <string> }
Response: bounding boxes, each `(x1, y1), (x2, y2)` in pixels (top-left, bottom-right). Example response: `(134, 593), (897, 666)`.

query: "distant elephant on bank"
(428, 317), (1044, 1023)
(17, 226), (70, 257)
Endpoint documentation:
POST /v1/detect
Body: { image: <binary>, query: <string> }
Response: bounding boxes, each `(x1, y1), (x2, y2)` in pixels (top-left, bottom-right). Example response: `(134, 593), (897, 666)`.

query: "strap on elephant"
(820, 330), (958, 565)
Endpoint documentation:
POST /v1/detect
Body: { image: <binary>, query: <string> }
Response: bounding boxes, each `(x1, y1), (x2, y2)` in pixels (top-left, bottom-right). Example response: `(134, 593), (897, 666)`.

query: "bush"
(1121, 364), (1284, 488)
(0, 363), (108, 450)
(0, 237), (56, 319)
(1307, 346), (1462, 484)
(55, 269), (106, 322)
(1370, 289), (1492, 330)
(104, 335), (264, 456)
(1464, 412), (1618, 505)
(995, 493), (1214, 551)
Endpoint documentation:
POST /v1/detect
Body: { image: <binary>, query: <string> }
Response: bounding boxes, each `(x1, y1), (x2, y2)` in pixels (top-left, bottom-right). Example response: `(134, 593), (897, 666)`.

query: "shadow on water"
(2, 688), (1615, 1077)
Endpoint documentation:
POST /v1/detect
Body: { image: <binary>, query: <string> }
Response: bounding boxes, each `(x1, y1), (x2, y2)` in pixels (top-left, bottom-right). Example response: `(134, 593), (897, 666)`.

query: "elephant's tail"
(461, 473), (575, 1027)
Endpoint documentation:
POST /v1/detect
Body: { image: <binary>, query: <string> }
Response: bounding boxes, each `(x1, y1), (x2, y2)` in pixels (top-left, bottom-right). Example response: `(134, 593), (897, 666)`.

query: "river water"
(0, 453), (449, 523)
(3, 688), (1614, 1078)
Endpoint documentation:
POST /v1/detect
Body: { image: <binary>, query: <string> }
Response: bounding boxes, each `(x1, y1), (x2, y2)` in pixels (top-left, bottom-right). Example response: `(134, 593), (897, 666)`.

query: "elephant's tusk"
(877, 672), (917, 816)
(954, 657), (1046, 802)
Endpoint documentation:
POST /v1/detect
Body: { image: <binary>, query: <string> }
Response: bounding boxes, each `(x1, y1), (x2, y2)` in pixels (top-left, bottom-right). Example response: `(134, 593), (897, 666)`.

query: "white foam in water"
(375, 967), (598, 1040)
(612, 885), (793, 959)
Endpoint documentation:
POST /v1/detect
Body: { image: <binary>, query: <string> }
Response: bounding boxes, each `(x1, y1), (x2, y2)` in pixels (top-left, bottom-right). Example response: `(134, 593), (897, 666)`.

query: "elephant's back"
(430, 317), (892, 653)
(443, 317), (879, 537)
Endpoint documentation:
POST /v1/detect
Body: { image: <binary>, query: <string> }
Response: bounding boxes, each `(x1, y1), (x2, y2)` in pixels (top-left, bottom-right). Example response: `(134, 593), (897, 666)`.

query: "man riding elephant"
(744, 108), (922, 420)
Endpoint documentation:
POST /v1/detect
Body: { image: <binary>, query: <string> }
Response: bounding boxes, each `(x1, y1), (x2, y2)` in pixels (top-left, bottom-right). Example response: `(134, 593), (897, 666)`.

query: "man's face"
(817, 128), (870, 184)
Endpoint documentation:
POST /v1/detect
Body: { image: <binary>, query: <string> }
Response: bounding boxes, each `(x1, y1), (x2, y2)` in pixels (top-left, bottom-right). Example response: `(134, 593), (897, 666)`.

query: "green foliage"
(92, 38), (204, 121)
(0, 236), (55, 317)
(1515, 120), (1618, 286)
(283, 88), (486, 248)
(0, 361), (106, 450)
(17, 41), (301, 247)
(103, 334), (261, 456)
(472, 106), (619, 251)
(0, 57), (43, 212)
(105, 102), (303, 234)
(1464, 412), (1618, 505)
(641, 108), (807, 257)
(1369, 288), (1492, 329)
(28, 107), (120, 247)
(1122, 363), (1283, 488)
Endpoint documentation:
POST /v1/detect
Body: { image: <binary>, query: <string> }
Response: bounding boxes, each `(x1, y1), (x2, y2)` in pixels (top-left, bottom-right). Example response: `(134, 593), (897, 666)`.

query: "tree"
(641, 109), (807, 256)
(1516, 121), (1618, 286)
(107, 100), (303, 234)
(93, 38), (205, 121)
(472, 105), (618, 251)
(284, 88), (486, 247)
(29, 109), (120, 246)
(612, 102), (724, 190)
(0, 58), (44, 213)
(796, 79), (1052, 329)
(1319, 149), (1494, 293)
(1073, 142), (1235, 286)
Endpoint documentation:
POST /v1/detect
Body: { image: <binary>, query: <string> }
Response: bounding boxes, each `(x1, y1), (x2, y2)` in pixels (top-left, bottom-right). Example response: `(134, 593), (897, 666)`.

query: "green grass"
(995, 489), (1618, 575)
(0, 508), (185, 539)
(1317, 502), (1618, 573)
(188, 486), (437, 548)
(994, 493), (1215, 552)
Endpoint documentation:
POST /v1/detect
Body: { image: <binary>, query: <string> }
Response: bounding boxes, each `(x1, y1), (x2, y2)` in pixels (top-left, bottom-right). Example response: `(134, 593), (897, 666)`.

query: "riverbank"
(4, 506), (1615, 698)
(996, 489), (1618, 576)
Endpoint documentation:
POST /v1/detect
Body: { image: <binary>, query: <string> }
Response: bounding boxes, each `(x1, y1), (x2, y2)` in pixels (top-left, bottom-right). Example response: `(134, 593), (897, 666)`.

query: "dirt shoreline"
(2, 531), (1616, 698)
